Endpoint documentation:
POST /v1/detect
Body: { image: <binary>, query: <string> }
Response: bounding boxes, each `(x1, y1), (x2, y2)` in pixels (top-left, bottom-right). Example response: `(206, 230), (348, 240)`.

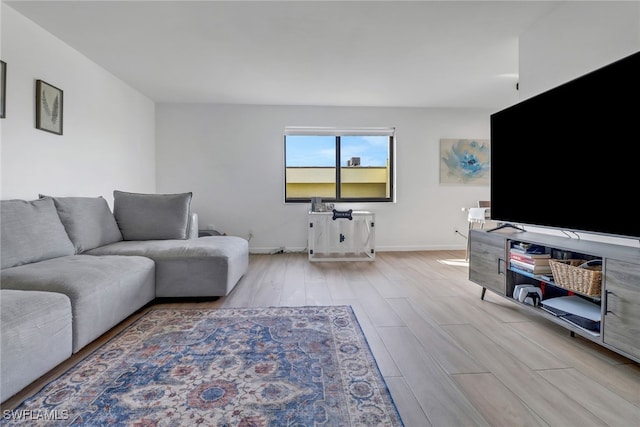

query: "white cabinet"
(308, 210), (375, 261)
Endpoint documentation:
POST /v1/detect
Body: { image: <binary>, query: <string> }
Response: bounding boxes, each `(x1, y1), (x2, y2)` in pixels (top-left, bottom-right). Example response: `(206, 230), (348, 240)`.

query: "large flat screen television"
(490, 50), (640, 240)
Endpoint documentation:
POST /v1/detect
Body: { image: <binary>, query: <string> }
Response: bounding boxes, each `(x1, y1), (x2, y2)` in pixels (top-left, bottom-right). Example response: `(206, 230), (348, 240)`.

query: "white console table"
(308, 210), (375, 261)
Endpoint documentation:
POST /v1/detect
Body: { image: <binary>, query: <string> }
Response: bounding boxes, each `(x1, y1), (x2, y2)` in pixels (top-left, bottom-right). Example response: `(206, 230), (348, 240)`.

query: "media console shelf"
(469, 228), (640, 363)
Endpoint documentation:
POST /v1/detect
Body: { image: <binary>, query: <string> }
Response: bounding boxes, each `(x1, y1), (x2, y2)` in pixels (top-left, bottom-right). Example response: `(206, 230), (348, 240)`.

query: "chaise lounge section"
(87, 236), (248, 297)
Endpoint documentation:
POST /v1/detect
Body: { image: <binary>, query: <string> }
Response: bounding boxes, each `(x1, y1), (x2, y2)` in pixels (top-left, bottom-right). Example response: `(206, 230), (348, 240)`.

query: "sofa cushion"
(46, 196), (123, 253)
(0, 255), (156, 352)
(0, 198), (75, 269)
(113, 190), (192, 240)
(1, 289), (72, 403)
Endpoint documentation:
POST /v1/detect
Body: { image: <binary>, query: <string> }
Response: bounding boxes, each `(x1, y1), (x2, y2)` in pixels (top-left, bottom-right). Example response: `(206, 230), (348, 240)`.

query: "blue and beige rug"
(3, 305), (403, 426)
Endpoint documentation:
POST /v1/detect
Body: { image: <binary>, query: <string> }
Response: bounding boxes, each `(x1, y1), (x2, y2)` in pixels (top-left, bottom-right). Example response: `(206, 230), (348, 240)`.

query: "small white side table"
(308, 210), (375, 262)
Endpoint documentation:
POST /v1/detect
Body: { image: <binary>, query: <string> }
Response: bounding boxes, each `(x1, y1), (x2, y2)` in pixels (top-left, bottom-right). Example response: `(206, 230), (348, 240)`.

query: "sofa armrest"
(187, 212), (199, 240)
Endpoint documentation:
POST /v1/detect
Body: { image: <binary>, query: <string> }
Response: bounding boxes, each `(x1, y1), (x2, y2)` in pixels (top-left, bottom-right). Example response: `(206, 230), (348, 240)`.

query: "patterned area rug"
(3, 306), (403, 426)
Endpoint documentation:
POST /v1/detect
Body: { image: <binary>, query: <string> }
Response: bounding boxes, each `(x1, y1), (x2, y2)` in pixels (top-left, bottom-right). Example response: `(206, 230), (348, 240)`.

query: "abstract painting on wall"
(440, 138), (490, 185)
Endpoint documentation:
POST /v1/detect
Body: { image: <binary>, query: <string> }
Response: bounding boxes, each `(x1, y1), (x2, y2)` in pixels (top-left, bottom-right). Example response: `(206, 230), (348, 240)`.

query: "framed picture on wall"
(36, 79), (63, 135)
(439, 138), (490, 185)
(0, 61), (6, 119)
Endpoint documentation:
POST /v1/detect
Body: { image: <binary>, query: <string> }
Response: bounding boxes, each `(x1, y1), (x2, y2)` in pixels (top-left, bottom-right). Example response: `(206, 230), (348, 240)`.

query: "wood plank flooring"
(3, 251), (640, 426)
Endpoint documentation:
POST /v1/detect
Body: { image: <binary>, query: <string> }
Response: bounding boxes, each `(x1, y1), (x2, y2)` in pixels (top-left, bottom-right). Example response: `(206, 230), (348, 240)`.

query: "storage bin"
(548, 259), (602, 297)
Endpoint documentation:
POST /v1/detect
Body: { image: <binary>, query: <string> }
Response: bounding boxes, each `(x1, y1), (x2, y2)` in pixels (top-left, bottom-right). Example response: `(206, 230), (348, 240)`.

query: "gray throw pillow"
(48, 196), (123, 253)
(0, 198), (75, 269)
(113, 190), (192, 240)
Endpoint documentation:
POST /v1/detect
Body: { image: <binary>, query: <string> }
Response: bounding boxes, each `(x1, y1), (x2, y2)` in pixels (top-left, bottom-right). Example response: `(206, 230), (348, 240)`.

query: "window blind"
(284, 127), (395, 137)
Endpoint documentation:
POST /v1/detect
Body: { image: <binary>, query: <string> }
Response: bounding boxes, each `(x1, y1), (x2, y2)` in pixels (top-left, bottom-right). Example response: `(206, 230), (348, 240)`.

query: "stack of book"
(509, 244), (552, 275)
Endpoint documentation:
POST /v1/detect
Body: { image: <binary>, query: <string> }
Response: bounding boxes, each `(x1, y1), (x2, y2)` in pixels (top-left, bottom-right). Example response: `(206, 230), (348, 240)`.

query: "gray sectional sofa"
(0, 191), (249, 403)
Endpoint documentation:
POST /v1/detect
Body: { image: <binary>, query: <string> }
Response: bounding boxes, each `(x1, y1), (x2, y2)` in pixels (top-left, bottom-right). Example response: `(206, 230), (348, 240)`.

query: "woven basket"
(548, 259), (602, 296)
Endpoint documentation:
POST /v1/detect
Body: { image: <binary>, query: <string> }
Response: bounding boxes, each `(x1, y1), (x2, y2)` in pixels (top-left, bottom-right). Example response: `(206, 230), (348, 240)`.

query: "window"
(284, 127), (395, 203)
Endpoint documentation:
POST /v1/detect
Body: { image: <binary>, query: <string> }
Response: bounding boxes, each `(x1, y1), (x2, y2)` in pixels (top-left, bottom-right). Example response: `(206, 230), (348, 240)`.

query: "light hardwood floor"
(4, 251), (640, 426)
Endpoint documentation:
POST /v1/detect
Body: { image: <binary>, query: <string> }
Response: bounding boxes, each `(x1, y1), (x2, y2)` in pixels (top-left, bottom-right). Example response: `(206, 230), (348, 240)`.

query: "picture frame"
(36, 79), (63, 135)
(439, 138), (490, 185)
(0, 61), (6, 119)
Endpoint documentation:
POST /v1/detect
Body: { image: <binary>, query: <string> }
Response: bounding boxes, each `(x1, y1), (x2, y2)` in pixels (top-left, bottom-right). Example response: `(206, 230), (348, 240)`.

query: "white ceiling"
(5, 1), (562, 109)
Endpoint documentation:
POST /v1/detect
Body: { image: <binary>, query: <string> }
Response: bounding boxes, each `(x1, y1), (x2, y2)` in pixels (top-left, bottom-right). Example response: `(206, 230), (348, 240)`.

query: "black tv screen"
(491, 51), (640, 240)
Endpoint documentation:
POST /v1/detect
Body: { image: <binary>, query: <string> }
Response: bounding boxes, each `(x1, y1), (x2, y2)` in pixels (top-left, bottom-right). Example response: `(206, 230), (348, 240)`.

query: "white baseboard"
(249, 246), (307, 255)
(375, 245), (466, 252)
(249, 245), (466, 254)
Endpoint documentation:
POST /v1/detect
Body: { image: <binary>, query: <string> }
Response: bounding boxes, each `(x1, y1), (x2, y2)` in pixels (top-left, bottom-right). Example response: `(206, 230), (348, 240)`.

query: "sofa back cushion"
(113, 190), (192, 240)
(48, 196), (123, 253)
(0, 198), (75, 269)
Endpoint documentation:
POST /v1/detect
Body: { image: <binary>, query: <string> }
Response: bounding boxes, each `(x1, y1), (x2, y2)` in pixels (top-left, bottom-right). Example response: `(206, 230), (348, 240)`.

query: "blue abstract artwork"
(440, 138), (490, 185)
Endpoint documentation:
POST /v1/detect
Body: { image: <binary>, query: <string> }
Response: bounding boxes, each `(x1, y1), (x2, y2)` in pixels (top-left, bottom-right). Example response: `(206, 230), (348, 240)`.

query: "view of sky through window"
(286, 135), (389, 167)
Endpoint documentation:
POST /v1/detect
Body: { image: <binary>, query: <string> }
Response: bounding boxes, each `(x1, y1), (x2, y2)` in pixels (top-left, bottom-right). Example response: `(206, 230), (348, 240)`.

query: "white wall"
(156, 2), (640, 253)
(516, 1), (640, 248)
(0, 4), (156, 204)
(4, 1), (637, 251)
(519, 1), (640, 100)
(156, 104), (492, 252)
